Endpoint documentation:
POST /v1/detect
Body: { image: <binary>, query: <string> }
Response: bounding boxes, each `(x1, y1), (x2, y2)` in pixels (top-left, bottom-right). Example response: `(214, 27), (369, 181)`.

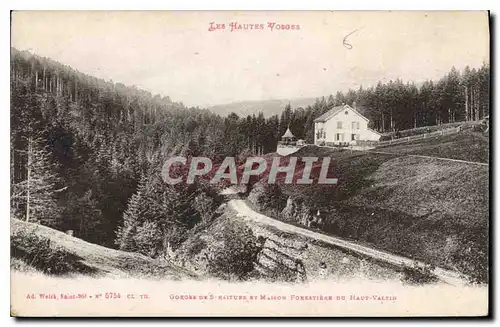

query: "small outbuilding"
(281, 126), (296, 145)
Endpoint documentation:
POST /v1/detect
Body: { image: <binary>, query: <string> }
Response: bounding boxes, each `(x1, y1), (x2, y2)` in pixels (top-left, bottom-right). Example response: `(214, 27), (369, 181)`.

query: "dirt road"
(228, 199), (468, 286)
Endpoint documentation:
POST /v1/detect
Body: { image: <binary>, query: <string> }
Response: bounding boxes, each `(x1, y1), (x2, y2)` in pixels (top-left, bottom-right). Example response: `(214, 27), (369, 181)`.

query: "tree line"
(282, 64), (489, 144)
(10, 47), (489, 256)
(10, 48), (285, 252)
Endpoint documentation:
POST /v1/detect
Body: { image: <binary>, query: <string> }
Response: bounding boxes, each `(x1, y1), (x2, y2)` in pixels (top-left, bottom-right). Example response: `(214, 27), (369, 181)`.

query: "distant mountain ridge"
(207, 97), (319, 117)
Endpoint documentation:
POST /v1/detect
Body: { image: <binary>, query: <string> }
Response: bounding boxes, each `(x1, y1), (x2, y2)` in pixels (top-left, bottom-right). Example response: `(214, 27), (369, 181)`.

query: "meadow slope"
(248, 130), (489, 282)
(11, 218), (195, 280)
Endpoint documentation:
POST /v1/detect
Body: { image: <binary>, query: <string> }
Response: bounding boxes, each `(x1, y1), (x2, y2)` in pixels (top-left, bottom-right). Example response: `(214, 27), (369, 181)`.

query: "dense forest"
(10, 47), (489, 257)
(283, 64), (489, 144)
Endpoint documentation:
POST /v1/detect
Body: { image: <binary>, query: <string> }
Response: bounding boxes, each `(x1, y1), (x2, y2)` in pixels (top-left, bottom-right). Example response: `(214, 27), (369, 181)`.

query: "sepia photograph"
(9, 10), (490, 317)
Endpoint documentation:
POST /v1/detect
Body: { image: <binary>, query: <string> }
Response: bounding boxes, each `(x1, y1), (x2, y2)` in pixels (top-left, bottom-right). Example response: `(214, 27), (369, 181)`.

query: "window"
(336, 133), (344, 141)
(352, 121), (360, 130)
(351, 134), (356, 141)
(337, 121), (342, 129)
(316, 129), (327, 139)
(356, 122), (360, 130)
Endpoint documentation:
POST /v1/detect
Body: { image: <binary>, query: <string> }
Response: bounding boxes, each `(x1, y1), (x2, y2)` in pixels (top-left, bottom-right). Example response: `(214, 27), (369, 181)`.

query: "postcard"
(10, 10), (490, 317)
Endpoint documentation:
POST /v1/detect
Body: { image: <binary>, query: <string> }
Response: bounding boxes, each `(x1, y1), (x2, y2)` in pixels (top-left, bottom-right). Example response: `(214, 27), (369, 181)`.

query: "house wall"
(314, 121), (325, 145)
(365, 129), (382, 141)
(315, 107), (380, 145)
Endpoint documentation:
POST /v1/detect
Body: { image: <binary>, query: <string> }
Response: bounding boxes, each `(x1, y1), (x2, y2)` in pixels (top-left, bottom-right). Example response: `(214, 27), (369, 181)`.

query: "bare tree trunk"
(464, 85), (469, 121)
(25, 137), (31, 222)
(390, 110), (394, 132)
(471, 88), (474, 121)
(477, 88), (481, 120)
(482, 91), (487, 119)
(12, 62), (17, 85)
(381, 111), (385, 132)
(474, 88), (479, 121)
(75, 79), (78, 104)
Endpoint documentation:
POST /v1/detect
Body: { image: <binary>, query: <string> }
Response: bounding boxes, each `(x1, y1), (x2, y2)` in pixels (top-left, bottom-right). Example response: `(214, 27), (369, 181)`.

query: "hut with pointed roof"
(277, 126), (305, 155)
(281, 126), (296, 146)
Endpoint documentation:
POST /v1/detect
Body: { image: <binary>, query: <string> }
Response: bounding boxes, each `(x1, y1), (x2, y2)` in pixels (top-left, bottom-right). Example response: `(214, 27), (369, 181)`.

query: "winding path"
(228, 198), (469, 286)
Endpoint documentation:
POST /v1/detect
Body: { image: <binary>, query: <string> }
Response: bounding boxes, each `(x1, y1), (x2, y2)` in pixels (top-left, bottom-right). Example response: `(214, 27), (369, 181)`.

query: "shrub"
(401, 262), (438, 285)
(207, 219), (260, 280)
(131, 220), (164, 257)
(11, 229), (93, 275)
(450, 230), (488, 284)
(258, 184), (288, 212)
(193, 193), (216, 223)
(185, 237), (207, 257)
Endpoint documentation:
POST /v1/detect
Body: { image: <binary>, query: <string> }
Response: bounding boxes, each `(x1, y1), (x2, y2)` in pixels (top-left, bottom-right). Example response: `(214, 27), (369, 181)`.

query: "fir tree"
(11, 135), (62, 226)
(116, 174), (149, 251)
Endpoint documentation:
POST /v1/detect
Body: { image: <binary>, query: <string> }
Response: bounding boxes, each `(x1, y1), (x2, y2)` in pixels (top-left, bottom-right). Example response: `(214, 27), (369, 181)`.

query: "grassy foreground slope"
(11, 218), (195, 280)
(250, 131), (489, 282)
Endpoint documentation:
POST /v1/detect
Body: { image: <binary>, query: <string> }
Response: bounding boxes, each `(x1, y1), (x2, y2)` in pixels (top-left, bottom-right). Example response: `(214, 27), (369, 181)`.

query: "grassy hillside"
(11, 218), (195, 280)
(248, 131), (489, 283)
(377, 129), (489, 163)
(379, 121), (483, 140)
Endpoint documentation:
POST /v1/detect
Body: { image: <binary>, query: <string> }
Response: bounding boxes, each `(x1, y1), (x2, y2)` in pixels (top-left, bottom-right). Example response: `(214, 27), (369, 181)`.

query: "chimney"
(352, 101), (357, 109)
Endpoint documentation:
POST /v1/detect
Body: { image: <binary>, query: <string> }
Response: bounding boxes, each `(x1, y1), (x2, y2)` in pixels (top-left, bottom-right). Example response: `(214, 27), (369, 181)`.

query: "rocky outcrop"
(247, 182), (266, 207)
(248, 182), (326, 229)
(247, 182), (287, 217)
(246, 219), (399, 283)
(281, 196), (324, 228)
(252, 227), (309, 283)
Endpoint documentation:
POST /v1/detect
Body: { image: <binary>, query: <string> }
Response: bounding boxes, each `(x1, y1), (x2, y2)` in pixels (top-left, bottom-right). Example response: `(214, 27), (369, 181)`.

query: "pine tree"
(327, 94), (335, 109)
(11, 135), (62, 226)
(116, 174), (149, 251)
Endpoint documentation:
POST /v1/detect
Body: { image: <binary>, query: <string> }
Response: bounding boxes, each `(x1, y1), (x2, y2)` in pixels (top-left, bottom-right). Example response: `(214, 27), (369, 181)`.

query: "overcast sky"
(11, 11), (489, 107)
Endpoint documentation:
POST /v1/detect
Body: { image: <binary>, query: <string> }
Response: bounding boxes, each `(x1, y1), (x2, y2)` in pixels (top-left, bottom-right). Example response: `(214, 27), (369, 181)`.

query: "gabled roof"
(314, 104), (369, 123)
(282, 127), (295, 138)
